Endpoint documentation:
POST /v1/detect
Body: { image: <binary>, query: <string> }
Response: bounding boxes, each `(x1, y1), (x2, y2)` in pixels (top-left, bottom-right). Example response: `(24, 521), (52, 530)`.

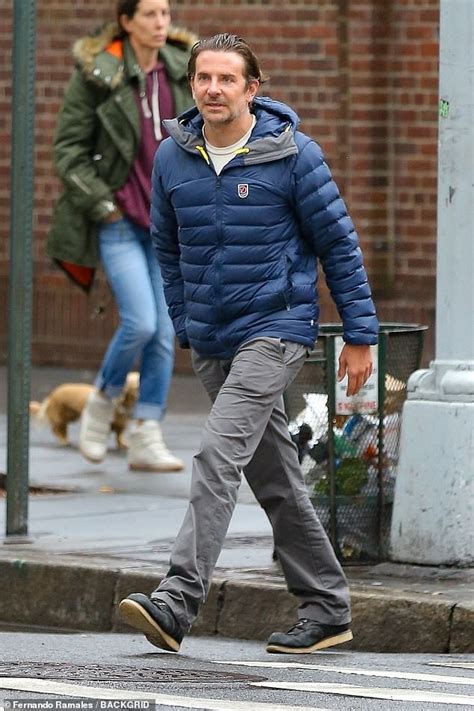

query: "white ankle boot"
(128, 420), (184, 472)
(79, 390), (114, 463)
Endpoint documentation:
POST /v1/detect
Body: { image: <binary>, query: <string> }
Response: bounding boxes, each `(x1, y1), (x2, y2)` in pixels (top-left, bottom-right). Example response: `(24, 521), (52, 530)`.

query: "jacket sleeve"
(150, 150), (188, 347)
(292, 139), (379, 345)
(53, 71), (116, 222)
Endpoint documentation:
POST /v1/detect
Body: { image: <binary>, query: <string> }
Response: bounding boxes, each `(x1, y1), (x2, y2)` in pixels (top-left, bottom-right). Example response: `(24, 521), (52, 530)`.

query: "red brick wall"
(0, 0), (439, 370)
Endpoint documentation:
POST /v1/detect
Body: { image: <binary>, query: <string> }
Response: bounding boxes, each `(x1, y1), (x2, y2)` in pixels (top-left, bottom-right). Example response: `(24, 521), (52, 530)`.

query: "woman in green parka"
(48, 0), (196, 471)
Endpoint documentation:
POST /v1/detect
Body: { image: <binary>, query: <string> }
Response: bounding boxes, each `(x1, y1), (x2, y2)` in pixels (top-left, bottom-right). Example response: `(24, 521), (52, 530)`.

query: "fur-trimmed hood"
(72, 22), (197, 89)
(47, 21), (196, 287)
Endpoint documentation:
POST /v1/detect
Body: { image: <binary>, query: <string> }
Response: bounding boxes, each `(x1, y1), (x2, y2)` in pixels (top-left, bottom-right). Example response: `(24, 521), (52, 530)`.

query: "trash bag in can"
(284, 323), (427, 563)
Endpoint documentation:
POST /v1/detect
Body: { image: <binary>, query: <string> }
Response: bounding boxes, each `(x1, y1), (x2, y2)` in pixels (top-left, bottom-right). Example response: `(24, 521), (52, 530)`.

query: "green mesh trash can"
(284, 323), (427, 563)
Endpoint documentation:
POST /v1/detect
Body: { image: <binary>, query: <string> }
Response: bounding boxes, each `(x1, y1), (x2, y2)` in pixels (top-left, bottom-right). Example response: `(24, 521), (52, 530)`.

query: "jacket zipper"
(215, 174), (223, 321)
(194, 147), (246, 328)
(284, 255), (293, 311)
(212, 158), (246, 327)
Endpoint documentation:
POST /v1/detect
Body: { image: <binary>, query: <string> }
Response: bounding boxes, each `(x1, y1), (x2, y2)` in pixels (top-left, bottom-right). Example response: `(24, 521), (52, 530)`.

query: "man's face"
(120, 0), (171, 52)
(190, 50), (259, 127)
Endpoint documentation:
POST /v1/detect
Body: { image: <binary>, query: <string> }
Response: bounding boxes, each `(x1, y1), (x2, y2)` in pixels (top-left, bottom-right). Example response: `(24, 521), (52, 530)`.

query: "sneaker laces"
(152, 600), (169, 612)
(150, 599), (176, 622)
(286, 618), (312, 634)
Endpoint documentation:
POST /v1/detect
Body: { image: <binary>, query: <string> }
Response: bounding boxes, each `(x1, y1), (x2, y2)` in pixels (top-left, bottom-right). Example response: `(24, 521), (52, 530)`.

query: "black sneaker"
(118, 593), (183, 652)
(266, 618), (353, 654)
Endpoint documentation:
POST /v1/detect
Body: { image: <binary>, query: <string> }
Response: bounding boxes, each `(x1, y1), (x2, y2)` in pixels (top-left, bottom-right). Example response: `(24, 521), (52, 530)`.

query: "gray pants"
(153, 338), (351, 632)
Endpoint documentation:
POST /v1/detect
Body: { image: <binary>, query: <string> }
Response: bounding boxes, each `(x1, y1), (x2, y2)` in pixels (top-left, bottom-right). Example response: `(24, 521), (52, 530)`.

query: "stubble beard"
(203, 104), (247, 128)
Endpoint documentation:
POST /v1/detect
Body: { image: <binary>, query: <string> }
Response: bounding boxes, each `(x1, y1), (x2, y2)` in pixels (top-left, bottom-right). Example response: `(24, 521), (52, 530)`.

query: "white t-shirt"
(203, 116), (256, 175)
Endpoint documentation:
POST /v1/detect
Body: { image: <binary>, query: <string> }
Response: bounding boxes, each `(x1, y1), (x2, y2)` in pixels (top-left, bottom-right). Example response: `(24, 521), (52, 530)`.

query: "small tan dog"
(29, 372), (140, 448)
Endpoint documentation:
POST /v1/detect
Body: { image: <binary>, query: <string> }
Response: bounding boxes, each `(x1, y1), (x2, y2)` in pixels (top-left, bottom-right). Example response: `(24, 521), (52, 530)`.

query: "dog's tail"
(29, 398), (50, 425)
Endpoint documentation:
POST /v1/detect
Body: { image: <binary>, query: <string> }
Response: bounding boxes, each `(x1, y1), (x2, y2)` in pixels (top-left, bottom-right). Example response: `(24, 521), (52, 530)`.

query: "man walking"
(119, 33), (378, 654)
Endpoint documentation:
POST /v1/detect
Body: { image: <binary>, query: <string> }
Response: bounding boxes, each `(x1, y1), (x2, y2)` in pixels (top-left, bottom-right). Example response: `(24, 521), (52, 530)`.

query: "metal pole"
(390, 0), (474, 565)
(376, 332), (386, 560)
(325, 336), (340, 558)
(6, 0), (37, 538)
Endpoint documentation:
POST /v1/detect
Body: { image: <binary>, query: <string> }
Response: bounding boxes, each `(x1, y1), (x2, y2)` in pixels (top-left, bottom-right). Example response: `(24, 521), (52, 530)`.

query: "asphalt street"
(0, 631), (473, 710)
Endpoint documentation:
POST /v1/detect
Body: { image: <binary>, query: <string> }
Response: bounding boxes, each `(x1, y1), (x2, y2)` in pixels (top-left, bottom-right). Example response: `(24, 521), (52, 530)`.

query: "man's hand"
(337, 343), (373, 397)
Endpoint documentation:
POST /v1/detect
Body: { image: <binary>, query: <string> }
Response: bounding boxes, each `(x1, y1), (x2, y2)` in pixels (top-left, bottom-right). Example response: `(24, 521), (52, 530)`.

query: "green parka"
(47, 22), (196, 290)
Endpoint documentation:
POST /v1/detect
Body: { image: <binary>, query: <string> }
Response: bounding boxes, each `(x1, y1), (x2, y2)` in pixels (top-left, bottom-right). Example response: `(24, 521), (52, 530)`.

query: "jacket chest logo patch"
(238, 183), (249, 199)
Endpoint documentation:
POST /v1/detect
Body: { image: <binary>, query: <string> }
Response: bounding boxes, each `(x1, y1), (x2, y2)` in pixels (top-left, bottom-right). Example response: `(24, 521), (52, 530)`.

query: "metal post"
(6, 0), (37, 539)
(390, 0), (474, 564)
(325, 336), (340, 557)
(376, 332), (387, 559)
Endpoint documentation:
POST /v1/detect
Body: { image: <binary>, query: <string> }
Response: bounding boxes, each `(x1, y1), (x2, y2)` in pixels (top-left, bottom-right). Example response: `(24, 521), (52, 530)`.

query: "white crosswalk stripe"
(0, 678), (327, 711)
(215, 659), (474, 686)
(428, 661), (474, 671)
(216, 659), (474, 705)
(251, 680), (474, 705)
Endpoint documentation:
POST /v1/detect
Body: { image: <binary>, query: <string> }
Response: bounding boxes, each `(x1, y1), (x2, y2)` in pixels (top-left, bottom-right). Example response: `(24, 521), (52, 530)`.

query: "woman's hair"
(187, 33), (268, 86)
(116, 0), (140, 37)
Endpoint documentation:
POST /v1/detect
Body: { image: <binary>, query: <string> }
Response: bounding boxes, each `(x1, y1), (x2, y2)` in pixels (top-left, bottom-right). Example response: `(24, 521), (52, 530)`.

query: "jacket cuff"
(343, 335), (378, 346)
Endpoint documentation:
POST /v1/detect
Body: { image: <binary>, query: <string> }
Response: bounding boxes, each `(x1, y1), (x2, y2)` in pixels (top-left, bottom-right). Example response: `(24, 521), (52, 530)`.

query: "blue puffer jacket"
(151, 96), (378, 359)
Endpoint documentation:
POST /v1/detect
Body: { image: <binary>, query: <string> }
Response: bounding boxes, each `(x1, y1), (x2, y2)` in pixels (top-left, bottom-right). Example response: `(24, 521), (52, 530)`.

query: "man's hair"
(187, 33), (268, 85)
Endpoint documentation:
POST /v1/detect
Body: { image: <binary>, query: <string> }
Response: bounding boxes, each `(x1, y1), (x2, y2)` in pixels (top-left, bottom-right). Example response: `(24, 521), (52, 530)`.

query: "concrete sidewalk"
(0, 366), (473, 653)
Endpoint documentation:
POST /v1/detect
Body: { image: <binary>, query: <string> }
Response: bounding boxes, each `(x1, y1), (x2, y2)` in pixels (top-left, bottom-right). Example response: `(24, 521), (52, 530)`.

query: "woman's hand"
(103, 207), (124, 224)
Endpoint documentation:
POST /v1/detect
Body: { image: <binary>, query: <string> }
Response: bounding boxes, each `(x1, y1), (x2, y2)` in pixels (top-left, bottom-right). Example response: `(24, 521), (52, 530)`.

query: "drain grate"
(0, 662), (264, 684)
(0, 473), (75, 497)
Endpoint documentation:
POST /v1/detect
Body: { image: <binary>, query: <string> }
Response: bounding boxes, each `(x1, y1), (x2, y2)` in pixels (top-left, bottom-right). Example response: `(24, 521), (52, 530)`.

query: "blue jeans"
(95, 217), (175, 420)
